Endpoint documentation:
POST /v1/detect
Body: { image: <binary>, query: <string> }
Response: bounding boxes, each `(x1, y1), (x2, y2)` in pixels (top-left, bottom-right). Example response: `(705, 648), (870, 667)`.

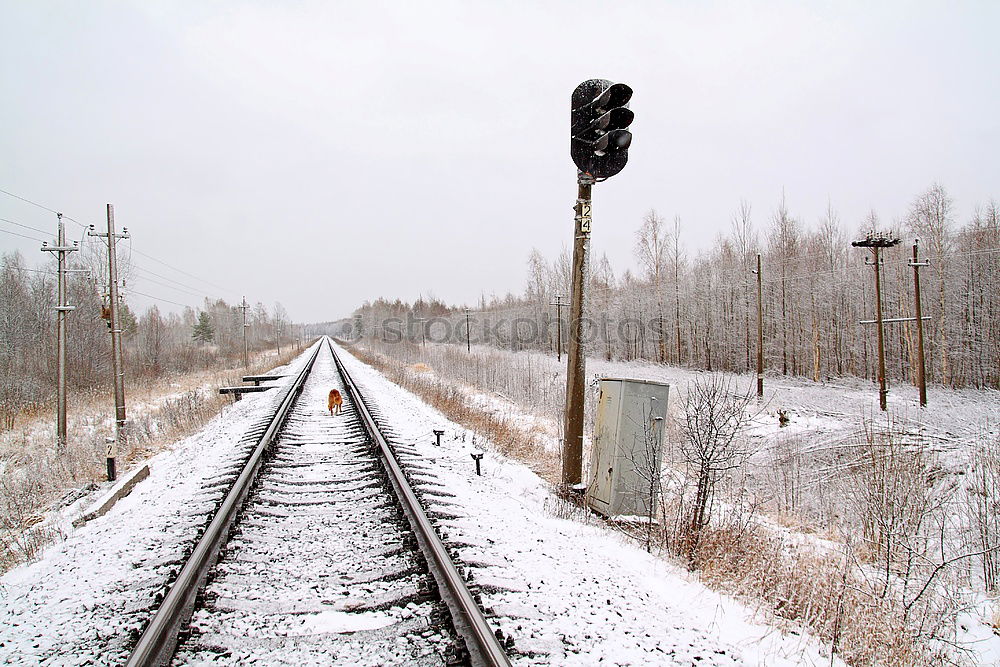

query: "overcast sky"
(2, 1), (997, 323)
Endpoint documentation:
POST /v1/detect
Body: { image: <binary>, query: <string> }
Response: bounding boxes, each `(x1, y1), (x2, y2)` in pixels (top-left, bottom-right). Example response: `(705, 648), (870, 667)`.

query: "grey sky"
(2, 1), (997, 323)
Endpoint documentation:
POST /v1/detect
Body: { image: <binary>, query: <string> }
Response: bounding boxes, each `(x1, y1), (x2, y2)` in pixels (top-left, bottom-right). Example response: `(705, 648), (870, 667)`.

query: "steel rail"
(328, 338), (512, 667)
(126, 340), (323, 667)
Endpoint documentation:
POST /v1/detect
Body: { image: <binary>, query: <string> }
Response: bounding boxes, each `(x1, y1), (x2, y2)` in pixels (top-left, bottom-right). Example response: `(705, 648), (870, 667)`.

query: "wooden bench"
(219, 385), (274, 401)
(242, 374), (286, 386)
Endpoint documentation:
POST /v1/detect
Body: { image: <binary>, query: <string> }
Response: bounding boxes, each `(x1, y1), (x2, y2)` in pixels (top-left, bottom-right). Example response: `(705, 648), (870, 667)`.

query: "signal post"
(562, 79), (634, 489)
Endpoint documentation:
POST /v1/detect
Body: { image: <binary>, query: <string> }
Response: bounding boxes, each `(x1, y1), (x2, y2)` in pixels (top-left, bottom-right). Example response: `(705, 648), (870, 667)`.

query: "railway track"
(126, 337), (511, 667)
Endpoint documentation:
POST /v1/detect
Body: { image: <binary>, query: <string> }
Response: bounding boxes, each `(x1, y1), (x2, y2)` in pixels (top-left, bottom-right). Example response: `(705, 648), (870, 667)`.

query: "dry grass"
(683, 525), (942, 666)
(345, 344), (560, 483)
(347, 338), (963, 666)
(0, 345), (305, 573)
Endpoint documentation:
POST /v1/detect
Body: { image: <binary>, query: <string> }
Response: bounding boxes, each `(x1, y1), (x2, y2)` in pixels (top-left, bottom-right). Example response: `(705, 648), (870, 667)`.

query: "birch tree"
(908, 184), (954, 384)
(634, 209), (669, 363)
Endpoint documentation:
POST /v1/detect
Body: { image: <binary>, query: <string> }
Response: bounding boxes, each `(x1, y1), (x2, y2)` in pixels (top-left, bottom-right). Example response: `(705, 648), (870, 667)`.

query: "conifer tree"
(192, 311), (215, 343)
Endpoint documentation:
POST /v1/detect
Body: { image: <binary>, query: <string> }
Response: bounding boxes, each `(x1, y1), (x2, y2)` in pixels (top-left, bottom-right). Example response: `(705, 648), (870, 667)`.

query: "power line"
(0, 202), (233, 297)
(5, 265), (56, 276)
(131, 271), (208, 299)
(0, 187), (90, 230)
(129, 246), (237, 296)
(0, 216), (51, 236)
(0, 227), (46, 243)
(131, 261), (214, 297)
(127, 288), (193, 309)
(0, 187), (61, 215)
(61, 215), (91, 230)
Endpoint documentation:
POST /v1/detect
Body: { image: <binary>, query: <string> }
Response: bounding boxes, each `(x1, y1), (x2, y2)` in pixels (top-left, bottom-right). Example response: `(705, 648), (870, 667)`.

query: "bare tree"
(730, 200), (756, 371)
(669, 216), (686, 365)
(619, 402), (666, 552)
(635, 209), (669, 363)
(590, 253), (616, 360)
(908, 183), (954, 384)
(817, 203), (845, 376)
(768, 194), (799, 376)
(137, 305), (165, 375)
(845, 417), (936, 598)
(967, 432), (1000, 592)
(525, 248), (548, 304)
(678, 374), (759, 555)
(354, 184), (1000, 391)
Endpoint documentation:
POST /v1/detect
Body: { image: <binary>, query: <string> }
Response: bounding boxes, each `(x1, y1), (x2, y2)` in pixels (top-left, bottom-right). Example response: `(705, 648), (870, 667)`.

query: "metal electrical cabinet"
(586, 378), (670, 518)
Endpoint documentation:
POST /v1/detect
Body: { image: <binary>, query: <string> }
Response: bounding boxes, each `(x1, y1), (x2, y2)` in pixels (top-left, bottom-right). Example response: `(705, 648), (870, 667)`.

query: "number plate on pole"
(579, 201), (592, 234)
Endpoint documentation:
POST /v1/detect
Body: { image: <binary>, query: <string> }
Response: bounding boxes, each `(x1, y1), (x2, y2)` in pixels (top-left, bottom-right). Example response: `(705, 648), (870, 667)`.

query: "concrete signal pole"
(853, 232), (900, 411)
(89, 204), (129, 480)
(40, 213), (79, 451)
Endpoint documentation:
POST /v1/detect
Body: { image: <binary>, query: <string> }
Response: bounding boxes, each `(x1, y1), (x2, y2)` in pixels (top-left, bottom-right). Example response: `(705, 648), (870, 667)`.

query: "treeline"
(352, 183), (1000, 390)
(0, 249), (297, 429)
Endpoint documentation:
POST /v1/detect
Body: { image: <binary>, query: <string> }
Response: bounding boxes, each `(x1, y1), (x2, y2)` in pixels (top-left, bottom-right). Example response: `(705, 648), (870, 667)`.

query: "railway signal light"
(571, 79), (634, 179)
(563, 79), (636, 490)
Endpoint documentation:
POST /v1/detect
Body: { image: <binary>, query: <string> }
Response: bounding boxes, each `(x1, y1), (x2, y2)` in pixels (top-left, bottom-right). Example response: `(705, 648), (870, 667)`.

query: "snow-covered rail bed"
(170, 342), (460, 665)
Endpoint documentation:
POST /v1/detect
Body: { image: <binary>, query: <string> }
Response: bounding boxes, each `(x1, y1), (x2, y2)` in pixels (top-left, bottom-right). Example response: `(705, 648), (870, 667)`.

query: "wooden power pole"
(853, 231), (900, 411)
(240, 296), (250, 368)
(40, 213), (79, 450)
(909, 240), (929, 407)
(549, 294), (565, 361)
(89, 204), (129, 480)
(752, 253), (763, 398)
(465, 308), (471, 353)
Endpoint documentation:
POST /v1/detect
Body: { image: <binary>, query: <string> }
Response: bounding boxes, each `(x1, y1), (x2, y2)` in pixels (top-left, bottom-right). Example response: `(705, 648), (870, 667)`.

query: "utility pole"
(909, 240), (929, 407)
(240, 296), (250, 368)
(40, 213), (79, 451)
(549, 294), (565, 361)
(563, 173), (593, 488)
(89, 204), (129, 481)
(752, 253), (763, 398)
(853, 232), (900, 411)
(414, 317), (427, 348)
(464, 308), (471, 353)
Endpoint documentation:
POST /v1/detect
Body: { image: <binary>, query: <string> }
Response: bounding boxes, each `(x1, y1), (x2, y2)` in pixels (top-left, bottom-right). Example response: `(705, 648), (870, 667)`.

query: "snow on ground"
(0, 350), (310, 665)
(11, 335), (992, 664)
(456, 342), (1000, 455)
(583, 355), (1000, 474)
(361, 341), (1000, 663)
(335, 342), (844, 665)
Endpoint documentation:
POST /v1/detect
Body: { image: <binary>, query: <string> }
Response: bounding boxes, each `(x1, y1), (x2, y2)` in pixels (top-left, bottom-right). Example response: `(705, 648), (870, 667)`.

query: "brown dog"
(328, 389), (343, 416)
